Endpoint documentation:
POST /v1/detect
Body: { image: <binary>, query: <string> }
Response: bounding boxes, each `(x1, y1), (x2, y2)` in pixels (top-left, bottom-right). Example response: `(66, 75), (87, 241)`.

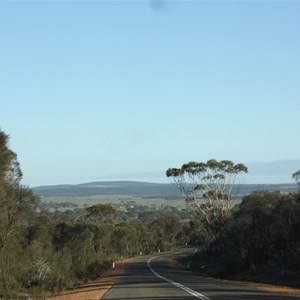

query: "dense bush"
(197, 190), (300, 287)
(0, 211), (194, 298)
(3, 128), (299, 296)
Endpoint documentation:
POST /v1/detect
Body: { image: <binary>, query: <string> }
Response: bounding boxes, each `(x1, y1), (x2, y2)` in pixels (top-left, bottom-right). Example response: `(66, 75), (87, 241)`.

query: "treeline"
(0, 192), (201, 299)
(1, 129), (203, 298)
(2, 129), (300, 298)
(16, 213), (196, 298)
(167, 159), (300, 288)
(1, 206), (200, 299)
(191, 190), (300, 287)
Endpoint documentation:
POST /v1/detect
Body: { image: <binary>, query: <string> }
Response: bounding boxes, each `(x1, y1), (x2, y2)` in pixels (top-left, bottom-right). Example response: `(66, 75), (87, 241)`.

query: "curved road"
(103, 248), (300, 300)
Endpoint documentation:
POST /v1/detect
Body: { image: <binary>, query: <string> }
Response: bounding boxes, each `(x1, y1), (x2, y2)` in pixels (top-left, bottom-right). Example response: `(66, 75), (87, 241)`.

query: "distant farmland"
(40, 195), (188, 211)
(35, 181), (298, 212)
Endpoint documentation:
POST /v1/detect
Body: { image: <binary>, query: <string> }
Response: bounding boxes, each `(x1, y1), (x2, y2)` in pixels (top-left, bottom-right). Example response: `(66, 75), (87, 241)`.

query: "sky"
(1, 0), (299, 187)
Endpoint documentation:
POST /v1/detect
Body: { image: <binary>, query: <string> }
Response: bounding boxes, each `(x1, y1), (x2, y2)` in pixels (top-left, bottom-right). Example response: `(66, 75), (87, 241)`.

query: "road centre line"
(147, 256), (212, 300)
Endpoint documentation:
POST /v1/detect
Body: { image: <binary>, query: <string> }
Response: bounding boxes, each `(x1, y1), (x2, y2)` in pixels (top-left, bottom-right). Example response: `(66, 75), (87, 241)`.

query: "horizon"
(32, 180), (298, 189)
(29, 158), (300, 188)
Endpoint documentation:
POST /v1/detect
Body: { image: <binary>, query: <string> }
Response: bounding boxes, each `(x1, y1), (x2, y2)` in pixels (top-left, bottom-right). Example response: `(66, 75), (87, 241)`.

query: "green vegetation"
(0, 130), (39, 299)
(184, 190), (300, 288)
(1, 129), (299, 298)
(0, 129), (201, 299)
(169, 160), (300, 288)
(293, 169), (300, 188)
(40, 195), (187, 211)
(167, 159), (248, 249)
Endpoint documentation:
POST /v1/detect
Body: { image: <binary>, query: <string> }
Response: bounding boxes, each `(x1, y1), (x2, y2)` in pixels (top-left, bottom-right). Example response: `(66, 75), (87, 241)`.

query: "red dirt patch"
(47, 261), (126, 300)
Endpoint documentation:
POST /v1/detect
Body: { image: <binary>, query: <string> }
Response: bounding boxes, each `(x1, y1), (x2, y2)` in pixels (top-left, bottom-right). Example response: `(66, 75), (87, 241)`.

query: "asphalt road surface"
(103, 248), (300, 300)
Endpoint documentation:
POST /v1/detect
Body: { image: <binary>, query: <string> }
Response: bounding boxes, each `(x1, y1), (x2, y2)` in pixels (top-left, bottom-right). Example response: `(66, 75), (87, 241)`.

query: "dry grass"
(46, 262), (126, 300)
(243, 281), (300, 298)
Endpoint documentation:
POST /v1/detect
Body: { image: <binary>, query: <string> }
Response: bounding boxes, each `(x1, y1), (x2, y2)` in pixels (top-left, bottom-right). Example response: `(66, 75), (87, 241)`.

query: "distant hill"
(33, 181), (299, 198)
(33, 181), (180, 197)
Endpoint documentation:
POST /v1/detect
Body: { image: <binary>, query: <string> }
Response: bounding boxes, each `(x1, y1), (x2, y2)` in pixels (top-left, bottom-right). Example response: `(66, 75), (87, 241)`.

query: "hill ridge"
(32, 181), (298, 198)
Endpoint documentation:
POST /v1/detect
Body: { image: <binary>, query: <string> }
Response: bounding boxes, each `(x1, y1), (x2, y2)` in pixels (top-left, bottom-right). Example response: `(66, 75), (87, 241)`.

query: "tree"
(0, 131), (16, 180)
(86, 204), (116, 222)
(0, 131), (38, 254)
(0, 130), (39, 293)
(232, 191), (277, 260)
(166, 159), (247, 243)
(292, 170), (300, 188)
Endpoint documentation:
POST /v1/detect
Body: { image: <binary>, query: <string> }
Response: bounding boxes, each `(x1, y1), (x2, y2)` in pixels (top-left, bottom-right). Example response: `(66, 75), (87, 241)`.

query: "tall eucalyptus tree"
(166, 159), (248, 245)
(0, 130), (39, 290)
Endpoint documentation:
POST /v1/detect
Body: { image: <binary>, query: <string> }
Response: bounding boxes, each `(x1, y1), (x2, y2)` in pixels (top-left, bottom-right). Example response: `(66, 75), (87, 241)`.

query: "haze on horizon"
(30, 159), (300, 188)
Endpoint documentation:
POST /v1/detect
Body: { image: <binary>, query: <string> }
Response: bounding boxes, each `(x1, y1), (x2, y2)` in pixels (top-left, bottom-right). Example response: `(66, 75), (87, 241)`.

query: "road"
(103, 248), (300, 300)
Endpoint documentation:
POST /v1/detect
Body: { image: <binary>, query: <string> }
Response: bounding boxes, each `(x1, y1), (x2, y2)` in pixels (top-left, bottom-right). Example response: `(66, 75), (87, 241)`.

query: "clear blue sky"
(1, 0), (299, 186)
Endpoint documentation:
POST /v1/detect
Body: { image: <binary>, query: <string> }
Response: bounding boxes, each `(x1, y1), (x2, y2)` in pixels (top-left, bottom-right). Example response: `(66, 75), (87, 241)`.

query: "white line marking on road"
(147, 256), (212, 300)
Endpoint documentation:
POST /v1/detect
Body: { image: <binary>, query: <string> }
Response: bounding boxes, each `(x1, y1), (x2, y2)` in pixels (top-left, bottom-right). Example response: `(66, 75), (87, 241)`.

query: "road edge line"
(147, 256), (212, 300)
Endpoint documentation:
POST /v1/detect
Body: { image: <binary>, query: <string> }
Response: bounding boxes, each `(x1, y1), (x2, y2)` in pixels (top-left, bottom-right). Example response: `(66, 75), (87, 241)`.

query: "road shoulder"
(46, 261), (126, 300)
(170, 252), (300, 299)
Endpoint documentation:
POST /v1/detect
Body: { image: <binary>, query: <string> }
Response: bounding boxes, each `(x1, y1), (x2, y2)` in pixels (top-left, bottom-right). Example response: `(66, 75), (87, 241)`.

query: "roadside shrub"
(21, 259), (51, 289)
(0, 279), (24, 299)
(87, 260), (112, 279)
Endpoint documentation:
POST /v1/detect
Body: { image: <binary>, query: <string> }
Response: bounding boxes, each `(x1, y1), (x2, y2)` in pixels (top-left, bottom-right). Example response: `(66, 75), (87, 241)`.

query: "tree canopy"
(293, 169), (300, 187)
(86, 204), (116, 222)
(166, 159), (248, 240)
